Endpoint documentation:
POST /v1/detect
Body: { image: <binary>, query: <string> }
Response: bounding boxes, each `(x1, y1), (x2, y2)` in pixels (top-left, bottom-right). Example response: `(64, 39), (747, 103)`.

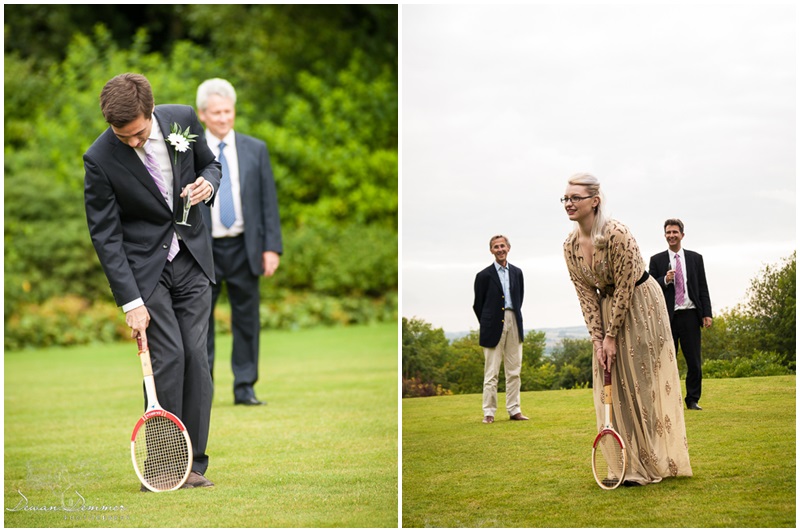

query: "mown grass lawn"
(402, 376), (795, 528)
(5, 323), (398, 528)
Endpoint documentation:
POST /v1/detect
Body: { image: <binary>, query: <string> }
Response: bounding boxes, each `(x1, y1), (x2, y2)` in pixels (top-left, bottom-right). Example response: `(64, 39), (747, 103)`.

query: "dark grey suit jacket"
(473, 263), (524, 348)
(201, 131), (282, 275)
(84, 104), (221, 306)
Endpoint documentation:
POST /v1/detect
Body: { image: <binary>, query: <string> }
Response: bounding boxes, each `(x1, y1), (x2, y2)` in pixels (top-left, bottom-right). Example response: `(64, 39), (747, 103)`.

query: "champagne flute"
(176, 184), (194, 226)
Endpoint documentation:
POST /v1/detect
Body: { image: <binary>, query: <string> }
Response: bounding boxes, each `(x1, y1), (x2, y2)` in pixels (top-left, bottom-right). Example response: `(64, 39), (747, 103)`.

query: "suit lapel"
(489, 265), (502, 290)
(234, 132), (247, 193)
(109, 133), (169, 210)
(153, 109), (181, 213)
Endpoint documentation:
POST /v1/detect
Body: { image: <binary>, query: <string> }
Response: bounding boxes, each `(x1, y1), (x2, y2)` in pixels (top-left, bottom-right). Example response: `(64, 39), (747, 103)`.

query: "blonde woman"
(562, 173), (692, 486)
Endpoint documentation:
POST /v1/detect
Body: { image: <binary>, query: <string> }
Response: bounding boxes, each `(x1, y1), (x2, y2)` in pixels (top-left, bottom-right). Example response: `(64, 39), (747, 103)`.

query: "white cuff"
(122, 298), (145, 313)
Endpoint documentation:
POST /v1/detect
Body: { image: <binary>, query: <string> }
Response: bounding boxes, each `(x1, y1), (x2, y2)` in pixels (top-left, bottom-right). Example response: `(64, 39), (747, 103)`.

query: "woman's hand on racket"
(602, 335), (617, 369)
(126, 305), (150, 351)
(594, 340), (607, 371)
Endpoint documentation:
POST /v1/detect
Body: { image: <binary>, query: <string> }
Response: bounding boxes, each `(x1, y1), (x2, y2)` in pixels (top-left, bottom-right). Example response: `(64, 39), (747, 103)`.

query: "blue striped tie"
(218, 141), (235, 228)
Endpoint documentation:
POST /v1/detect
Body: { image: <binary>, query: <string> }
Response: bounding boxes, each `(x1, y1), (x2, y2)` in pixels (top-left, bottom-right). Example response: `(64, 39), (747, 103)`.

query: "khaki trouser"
(482, 309), (522, 417)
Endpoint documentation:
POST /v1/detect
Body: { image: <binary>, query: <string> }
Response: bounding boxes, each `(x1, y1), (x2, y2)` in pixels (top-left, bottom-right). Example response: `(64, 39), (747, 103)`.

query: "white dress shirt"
(494, 262), (514, 310)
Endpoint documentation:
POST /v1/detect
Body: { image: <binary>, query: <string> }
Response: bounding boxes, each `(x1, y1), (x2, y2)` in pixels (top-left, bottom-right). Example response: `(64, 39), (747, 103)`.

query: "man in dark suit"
(84, 73), (221, 489)
(648, 219), (713, 411)
(196, 78), (283, 406)
(473, 235), (528, 424)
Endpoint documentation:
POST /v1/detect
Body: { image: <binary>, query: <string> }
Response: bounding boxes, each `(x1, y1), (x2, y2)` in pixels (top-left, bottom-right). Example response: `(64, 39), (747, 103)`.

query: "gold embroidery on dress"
(656, 418), (664, 437)
(665, 414), (672, 434)
(669, 458), (678, 476)
(639, 448), (651, 467)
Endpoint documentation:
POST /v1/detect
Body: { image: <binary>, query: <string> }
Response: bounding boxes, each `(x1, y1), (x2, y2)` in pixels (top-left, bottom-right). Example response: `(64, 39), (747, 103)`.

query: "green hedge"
(4, 19), (397, 350)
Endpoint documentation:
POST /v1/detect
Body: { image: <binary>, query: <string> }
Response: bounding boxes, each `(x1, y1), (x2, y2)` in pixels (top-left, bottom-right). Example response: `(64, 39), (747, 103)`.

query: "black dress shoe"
(686, 402), (702, 410)
(235, 397), (265, 406)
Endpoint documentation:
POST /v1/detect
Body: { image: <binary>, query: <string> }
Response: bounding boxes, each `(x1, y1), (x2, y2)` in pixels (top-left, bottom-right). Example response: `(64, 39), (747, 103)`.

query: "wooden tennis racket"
(591, 367), (627, 490)
(131, 336), (193, 492)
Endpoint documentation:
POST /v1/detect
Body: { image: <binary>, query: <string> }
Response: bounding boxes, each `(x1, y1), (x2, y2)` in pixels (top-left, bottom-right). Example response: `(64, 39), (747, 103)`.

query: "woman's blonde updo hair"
(568, 172), (609, 244)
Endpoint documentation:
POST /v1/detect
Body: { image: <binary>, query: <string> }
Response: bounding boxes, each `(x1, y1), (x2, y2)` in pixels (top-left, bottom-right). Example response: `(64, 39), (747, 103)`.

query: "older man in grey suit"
(197, 78), (283, 406)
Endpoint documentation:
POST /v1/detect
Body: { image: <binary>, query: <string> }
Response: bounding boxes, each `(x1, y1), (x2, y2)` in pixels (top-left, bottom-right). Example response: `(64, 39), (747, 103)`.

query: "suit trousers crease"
(482, 309), (523, 417)
(673, 309), (703, 405)
(144, 247), (213, 473)
(208, 235), (261, 402)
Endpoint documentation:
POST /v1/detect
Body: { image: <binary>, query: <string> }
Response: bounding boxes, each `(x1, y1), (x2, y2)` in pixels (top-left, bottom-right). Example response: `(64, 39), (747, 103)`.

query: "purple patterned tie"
(143, 141), (180, 261)
(674, 253), (685, 306)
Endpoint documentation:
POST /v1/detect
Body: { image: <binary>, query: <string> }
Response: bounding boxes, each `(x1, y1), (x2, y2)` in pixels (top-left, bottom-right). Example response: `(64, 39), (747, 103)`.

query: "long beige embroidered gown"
(564, 220), (692, 484)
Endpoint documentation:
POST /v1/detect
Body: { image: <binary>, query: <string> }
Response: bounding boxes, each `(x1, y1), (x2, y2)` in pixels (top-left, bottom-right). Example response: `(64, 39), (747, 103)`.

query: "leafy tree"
(700, 305), (760, 361)
(743, 251), (796, 367)
(402, 317), (450, 383)
(183, 5), (397, 118)
(444, 331), (484, 394)
(549, 337), (593, 388)
(522, 329), (546, 367)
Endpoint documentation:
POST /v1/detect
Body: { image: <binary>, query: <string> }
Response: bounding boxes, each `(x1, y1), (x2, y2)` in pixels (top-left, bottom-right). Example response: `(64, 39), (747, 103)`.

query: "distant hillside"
(445, 326), (589, 355)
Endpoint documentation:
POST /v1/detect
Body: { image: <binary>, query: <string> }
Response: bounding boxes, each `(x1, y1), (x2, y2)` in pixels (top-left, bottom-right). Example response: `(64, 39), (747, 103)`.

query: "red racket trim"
(593, 428), (625, 449)
(131, 410), (189, 441)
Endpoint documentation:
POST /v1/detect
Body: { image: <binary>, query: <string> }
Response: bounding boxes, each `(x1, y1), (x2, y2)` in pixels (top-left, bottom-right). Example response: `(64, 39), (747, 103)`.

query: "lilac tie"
(674, 253), (685, 306)
(143, 141), (180, 262)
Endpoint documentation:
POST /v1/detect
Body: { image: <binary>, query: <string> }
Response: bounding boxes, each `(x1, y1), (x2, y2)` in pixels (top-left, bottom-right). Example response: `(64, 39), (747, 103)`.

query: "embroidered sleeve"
(605, 221), (645, 338)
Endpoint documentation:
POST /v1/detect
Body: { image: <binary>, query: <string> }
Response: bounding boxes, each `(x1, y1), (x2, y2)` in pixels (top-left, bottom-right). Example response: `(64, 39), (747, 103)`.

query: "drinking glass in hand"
(176, 184), (194, 226)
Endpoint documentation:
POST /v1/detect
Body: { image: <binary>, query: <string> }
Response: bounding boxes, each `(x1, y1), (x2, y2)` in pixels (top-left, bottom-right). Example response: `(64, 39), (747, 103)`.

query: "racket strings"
(133, 416), (190, 490)
(593, 432), (626, 488)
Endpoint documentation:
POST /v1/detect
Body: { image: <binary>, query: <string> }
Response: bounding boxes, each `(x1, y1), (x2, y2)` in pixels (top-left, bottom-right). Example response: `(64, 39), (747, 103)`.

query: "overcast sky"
(401, 4), (796, 333)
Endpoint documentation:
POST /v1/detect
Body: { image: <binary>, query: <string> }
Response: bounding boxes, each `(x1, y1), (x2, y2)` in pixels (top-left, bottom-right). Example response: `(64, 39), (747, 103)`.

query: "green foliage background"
(4, 5), (398, 349)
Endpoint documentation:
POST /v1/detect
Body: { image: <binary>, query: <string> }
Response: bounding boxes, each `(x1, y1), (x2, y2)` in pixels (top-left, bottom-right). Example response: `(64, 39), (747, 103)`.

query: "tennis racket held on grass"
(591, 367), (627, 490)
(131, 335), (193, 492)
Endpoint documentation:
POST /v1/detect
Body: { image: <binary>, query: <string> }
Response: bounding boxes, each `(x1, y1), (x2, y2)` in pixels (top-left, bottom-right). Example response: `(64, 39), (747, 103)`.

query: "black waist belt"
(600, 271), (649, 298)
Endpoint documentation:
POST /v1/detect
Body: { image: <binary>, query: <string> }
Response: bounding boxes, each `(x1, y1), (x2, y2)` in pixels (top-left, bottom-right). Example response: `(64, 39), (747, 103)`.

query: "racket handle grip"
(604, 368), (612, 386)
(137, 334), (143, 352)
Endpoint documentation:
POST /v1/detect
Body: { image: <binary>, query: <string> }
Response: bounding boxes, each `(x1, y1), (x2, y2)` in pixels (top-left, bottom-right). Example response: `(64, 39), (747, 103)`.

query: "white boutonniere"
(167, 123), (198, 165)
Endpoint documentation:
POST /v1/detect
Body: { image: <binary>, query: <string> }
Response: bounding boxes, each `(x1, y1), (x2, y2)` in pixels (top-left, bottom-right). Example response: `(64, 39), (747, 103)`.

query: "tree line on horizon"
(403, 252), (795, 397)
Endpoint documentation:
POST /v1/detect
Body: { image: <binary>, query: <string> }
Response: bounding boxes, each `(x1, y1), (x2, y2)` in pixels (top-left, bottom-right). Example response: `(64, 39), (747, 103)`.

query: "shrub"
(4, 295), (128, 350)
(703, 350), (793, 379)
(402, 377), (452, 398)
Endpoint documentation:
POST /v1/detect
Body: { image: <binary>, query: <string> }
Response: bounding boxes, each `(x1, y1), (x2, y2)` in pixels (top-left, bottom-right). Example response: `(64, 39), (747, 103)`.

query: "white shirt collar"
(206, 129), (236, 148)
(669, 248), (686, 265)
(148, 118), (164, 142)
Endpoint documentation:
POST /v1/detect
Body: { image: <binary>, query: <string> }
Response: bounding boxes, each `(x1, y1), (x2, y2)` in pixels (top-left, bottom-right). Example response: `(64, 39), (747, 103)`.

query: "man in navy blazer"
(473, 235), (528, 424)
(649, 219), (713, 411)
(84, 73), (220, 489)
(197, 78), (283, 406)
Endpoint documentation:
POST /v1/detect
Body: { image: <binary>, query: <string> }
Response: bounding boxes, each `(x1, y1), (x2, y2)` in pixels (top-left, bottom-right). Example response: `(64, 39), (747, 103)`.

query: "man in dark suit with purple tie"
(84, 73), (220, 489)
(196, 78), (283, 406)
(648, 219), (713, 411)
